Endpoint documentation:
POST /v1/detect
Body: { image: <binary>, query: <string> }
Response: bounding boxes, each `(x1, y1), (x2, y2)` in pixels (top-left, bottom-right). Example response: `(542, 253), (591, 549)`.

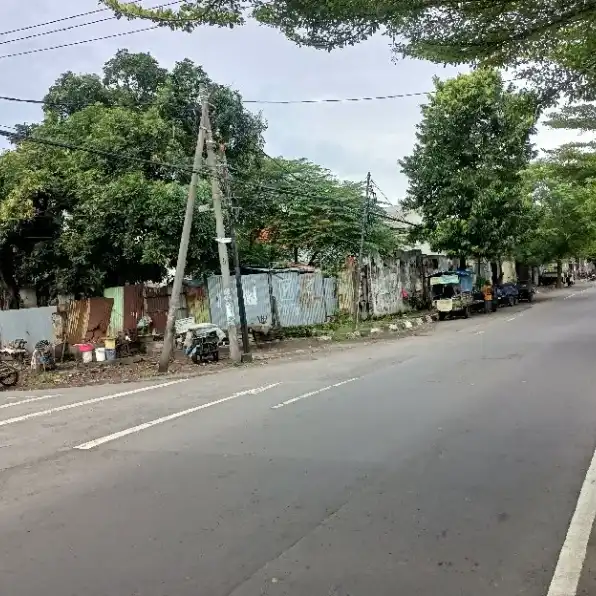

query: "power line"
(370, 179), (393, 204)
(0, 16), (116, 47)
(243, 92), (429, 105)
(0, 1), (182, 47)
(0, 126), (409, 233)
(0, 8), (109, 37)
(0, 26), (159, 60)
(0, 89), (432, 109)
(0, 127), (204, 175)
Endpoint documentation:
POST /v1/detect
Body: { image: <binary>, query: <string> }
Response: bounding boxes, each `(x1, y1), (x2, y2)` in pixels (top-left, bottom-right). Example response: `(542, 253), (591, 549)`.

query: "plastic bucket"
(104, 338), (116, 350)
(76, 343), (94, 353)
(105, 348), (116, 361)
(95, 347), (106, 362)
(82, 350), (93, 363)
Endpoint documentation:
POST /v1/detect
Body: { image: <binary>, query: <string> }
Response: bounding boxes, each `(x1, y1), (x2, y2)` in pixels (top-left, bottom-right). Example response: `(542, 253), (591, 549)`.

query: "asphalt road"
(2, 285), (596, 596)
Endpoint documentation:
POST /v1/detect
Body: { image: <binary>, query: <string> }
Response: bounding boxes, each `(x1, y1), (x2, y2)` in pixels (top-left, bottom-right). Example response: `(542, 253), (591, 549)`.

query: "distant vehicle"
(517, 280), (535, 302)
(497, 283), (519, 307)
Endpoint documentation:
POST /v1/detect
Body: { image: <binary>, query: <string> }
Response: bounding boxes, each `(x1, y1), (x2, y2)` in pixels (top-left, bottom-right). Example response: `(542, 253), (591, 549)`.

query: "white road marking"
(0, 379), (188, 428)
(475, 331), (485, 335)
(506, 316), (517, 322)
(546, 445), (596, 596)
(565, 293), (577, 300)
(0, 394), (62, 409)
(271, 378), (359, 410)
(75, 383), (281, 450)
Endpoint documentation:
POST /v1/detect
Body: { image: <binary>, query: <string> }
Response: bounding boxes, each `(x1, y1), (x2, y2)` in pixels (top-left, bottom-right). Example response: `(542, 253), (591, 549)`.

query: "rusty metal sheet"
(65, 298), (113, 344)
(86, 297), (113, 342)
(123, 284), (144, 331)
(65, 300), (88, 345)
(145, 286), (169, 334)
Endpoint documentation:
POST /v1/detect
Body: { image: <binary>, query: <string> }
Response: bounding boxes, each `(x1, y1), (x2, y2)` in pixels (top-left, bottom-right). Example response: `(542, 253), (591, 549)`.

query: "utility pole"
(204, 109), (241, 363)
(353, 172), (372, 329)
(219, 147), (252, 362)
(159, 86), (209, 373)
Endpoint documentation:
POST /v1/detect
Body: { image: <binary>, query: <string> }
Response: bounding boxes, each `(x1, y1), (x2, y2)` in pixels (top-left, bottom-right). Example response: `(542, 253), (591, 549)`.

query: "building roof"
(384, 206), (445, 256)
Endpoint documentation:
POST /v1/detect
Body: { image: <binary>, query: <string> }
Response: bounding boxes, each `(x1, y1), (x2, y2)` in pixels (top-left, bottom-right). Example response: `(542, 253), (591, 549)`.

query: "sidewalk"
(14, 314), (436, 392)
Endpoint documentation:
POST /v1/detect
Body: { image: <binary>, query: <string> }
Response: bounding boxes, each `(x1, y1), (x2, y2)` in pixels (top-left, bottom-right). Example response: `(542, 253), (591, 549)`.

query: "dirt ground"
(8, 324), (431, 391)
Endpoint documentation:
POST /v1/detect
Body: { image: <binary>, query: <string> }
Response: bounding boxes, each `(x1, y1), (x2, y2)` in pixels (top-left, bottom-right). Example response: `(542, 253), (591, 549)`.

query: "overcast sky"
(0, 0), (583, 201)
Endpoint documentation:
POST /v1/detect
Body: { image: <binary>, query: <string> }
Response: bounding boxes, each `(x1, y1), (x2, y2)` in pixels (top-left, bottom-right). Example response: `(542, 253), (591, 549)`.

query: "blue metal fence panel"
(272, 271), (328, 327)
(207, 273), (272, 329)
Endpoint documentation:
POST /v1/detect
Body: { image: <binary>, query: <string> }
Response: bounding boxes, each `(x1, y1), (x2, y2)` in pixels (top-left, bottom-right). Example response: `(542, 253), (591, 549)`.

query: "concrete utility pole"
(353, 172), (372, 330)
(159, 86), (209, 373)
(204, 109), (241, 363)
(219, 147), (252, 362)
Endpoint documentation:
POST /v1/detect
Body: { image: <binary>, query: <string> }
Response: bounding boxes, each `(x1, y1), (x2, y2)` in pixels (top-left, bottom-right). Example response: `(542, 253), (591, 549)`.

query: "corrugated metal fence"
(208, 271), (337, 329)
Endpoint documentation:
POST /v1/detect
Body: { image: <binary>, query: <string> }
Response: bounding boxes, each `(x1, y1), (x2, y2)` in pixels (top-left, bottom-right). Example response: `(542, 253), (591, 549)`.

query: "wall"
(367, 257), (404, 317)
(208, 271), (337, 329)
(337, 258), (356, 315)
(364, 252), (424, 317)
(0, 306), (57, 351)
(501, 260), (517, 283)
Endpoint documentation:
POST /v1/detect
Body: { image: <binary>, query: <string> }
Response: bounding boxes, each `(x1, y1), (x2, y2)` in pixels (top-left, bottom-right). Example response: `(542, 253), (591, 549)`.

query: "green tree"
(231, 157), (399, 269)
(100, 1), (596, 101)
(521, 162), (596, 284)
(0, 50), (266, 303)
(401, 70), (538, 269)
(540, 104), (596, 184)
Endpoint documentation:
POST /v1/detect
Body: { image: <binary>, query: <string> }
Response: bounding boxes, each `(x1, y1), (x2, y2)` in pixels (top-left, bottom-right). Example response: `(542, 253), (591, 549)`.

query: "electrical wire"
(0, 126), (411, 234)
(0, 90), (431, 107)
(0, 127), (205, 175)
(0, 1), (182, 47)
(0, 26), (159, 60)
(243, 92), (429, 105)
(0, 8), (110, 37)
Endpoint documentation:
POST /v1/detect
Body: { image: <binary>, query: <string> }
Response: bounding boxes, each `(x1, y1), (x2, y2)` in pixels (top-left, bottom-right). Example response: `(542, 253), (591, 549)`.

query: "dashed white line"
(75, 383), (281, 450)
(0, 379), (188, 428)
(506, 316), (517, 322)
(0, 393), (62, 409)
(271, 378), (359, 410)
(546, 445), (596, 596)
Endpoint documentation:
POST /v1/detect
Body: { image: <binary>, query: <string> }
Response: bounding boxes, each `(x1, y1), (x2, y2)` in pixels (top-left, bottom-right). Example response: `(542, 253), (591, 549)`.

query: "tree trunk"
(459, 256), (467, 269)
(293, 246), (298, 263)
(556, 259), (562, 288)
(0, 246), (20, 309)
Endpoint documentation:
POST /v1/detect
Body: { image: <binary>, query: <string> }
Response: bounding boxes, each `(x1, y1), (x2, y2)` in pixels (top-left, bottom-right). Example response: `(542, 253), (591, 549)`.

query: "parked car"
(517, 280), (535, 302)
(497, 283), (519, 307)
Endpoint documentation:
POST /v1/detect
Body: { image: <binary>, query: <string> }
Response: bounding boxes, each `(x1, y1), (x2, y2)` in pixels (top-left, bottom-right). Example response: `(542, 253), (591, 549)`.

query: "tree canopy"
(401, 69), (539, 264)
(0, 50), (266, 304)
(515, 100), (596, 272)
(520, 163), (596, 268)
(0, 49), (399, 305)
(232, 157), (399, 270)
(100, 0), (596, 101)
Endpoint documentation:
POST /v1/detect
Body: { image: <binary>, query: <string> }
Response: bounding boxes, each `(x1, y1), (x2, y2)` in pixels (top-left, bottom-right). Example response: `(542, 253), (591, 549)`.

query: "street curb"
(315, 312), (437, 340)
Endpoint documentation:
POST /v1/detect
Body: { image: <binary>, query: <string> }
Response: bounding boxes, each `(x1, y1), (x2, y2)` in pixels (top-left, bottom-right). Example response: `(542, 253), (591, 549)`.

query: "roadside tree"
(401, 70), (538, 275)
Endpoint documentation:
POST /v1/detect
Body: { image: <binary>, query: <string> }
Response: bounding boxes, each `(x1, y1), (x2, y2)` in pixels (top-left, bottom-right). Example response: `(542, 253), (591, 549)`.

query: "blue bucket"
(105, 348), (116, 361)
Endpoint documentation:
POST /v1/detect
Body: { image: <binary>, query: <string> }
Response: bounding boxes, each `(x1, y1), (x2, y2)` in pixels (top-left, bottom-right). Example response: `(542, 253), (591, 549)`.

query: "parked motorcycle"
(183, 326), (221, 364)
(0, 361), (19, 387)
